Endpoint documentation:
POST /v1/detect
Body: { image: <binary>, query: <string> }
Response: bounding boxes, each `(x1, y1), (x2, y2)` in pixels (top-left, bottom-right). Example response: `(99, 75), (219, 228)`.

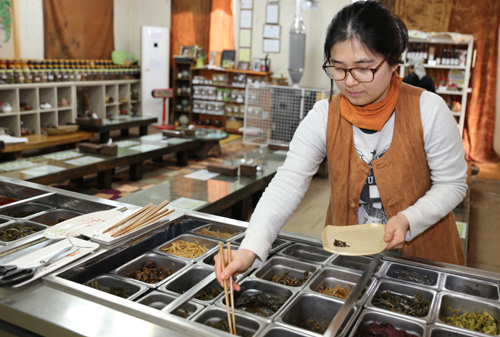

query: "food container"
(0, 181), (48, 206)
(307, 267), (376, 303)
(135, 291), (204, 319)
(0, 220), (48, 245)
(348, 309), (426, 337)
(330, 254), (383, 275)
(383, 262), (440, 289)
(258, 323), (317, 337)
(192, 307), (265, 336)
(189, 222), (244, 242)
(427, 324), (486, 337)
(0, 202), (53, 219)
(84, 274), (148, 300)
(218, 279), (294, 321)
(29, 209), (82, 226)
(153, 233), (219, 262)
(441, 274), (499, 300)
(276, 292), (355, 336)
(158, 265), (213, 295)
(434, 292), (500, 335)
(278, 243), (331, 265)
(189, 277), (224, 305)
(112, 252), (188, 288)
(253, 256), (318, 290)
(33, 194), (116, 213)
(231, 236), (291, 255)
(366, 280), (436, 322)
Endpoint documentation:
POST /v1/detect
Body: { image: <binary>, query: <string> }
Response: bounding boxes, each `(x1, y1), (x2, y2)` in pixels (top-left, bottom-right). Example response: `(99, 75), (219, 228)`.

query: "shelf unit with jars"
(0, 79), (141, 137)
(399, 33), (474, 135)
(171, 59), (195, 126)
(189, 66), (272, 133)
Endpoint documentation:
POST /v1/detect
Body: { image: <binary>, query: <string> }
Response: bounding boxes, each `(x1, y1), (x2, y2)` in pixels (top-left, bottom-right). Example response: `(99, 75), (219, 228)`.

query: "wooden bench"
(0, 132), (95, 160)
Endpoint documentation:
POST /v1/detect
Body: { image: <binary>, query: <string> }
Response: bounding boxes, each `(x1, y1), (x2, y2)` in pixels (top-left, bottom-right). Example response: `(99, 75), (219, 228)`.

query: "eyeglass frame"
(322, 58), (386, 83)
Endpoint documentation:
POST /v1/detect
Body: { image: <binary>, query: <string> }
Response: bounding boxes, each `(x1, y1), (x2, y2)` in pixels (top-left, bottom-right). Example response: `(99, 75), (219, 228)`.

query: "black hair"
(324, 1), (408, 97)
(324, 1), (408, 66)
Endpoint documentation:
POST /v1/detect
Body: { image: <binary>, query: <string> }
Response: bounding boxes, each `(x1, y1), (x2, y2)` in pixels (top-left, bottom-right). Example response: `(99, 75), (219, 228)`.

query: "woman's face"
(330, 38), (398, 106)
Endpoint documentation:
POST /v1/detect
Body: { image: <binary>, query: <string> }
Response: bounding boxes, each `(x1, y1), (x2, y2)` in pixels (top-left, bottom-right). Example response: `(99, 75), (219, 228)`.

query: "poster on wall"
(0, 0), (15, 58)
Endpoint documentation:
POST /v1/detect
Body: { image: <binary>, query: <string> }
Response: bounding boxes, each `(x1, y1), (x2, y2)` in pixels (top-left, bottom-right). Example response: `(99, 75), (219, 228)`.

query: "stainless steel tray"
(434, 291), (500, 335)
(277, 242), (332, 265)
(84, 274), (149, 301)
(348, 308), (426, 337)
(189, 222), (244, 242)
(153, 233), (219, 262)
(158, 264), (214, 296)
(136, 291), (205, 319)
(365, 279), (437, 323)
(192, 306), (266, 336)
(28, 209), (83, 226)
(440, 273), (500, 301)
(382, 261), (441, 289)
(275, 291), (356, 336)
(252, 256), (319, 290)
(111, 252), (188, 288)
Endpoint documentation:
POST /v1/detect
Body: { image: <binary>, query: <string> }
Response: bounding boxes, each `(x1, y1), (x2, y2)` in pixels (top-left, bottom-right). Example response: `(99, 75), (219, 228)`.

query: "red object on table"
(151, 88), (175, 130)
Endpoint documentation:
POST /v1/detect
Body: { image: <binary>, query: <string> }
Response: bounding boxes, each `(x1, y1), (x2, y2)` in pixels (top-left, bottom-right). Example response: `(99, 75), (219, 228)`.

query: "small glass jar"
(40, 69), (48, 83)
(68, 69), (75, 81)
(31, 67), (41, 83)
(0, 70), (7, 84)
(15, 69), (25, 84)
(23, 68), (33, 83)
(46, 67), (54, 82)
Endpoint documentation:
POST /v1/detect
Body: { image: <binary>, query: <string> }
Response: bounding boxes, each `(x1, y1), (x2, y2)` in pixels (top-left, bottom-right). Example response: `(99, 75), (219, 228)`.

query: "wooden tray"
(45, 125), (79, 135)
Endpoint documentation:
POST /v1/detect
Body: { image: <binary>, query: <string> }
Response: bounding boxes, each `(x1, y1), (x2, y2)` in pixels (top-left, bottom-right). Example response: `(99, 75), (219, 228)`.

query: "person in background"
(215, 0), (467, 291)
(403, 61), (436, 92)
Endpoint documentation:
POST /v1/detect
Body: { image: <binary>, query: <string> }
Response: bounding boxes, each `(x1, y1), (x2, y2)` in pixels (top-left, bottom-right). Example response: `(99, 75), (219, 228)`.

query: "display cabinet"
(171, 59), (195, 127)
(190, 67), (272, 133)
(399, 32), (474, 135)
(0, 79), (140, 137)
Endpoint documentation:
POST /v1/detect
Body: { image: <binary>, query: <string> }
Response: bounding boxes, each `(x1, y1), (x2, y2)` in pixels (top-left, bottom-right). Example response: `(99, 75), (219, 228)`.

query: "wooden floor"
(280, 162), (500, 274)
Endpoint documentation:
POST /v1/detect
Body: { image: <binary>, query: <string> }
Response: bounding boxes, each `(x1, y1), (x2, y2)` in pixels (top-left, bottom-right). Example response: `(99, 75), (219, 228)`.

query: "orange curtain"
(209, 0), (234, 55)
(449, 0), (500, 163)
(43, 0), (113, 59)
(381, 0), (499, 163)
(170, 0), (211, 65)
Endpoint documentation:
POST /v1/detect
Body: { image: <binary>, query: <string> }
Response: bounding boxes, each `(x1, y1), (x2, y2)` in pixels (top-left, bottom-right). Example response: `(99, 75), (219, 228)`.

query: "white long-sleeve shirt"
(240, 91), (468, 267)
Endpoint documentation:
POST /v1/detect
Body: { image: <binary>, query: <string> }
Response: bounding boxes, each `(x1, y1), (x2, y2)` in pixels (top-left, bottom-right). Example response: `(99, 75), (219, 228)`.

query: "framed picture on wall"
(179, 45), (197, 59)
(221, 50), (236, 69)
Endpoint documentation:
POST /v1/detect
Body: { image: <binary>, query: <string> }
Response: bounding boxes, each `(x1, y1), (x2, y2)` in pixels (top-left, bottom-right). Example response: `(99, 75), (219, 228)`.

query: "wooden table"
(0, 131), (94, 159)
(76, 116), (157, 143)
(0, 136), (202, 189)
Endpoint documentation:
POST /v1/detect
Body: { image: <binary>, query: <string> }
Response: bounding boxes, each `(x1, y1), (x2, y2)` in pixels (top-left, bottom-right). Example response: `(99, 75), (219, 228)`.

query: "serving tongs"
(0, 237), (94, 287)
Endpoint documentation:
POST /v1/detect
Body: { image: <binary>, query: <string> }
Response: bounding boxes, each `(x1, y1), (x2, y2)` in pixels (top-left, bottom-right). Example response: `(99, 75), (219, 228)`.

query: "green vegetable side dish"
(0, 223), (41, 242)
(372, 291), (430, 317)
(442, 307), (498, 335)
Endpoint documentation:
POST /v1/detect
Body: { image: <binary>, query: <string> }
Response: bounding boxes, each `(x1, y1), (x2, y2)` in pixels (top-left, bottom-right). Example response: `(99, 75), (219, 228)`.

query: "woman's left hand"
(383, 214), (409, 250)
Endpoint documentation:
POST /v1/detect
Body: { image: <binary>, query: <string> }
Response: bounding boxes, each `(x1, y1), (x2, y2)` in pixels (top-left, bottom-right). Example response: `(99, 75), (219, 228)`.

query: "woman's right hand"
(214, 248), (256, 292)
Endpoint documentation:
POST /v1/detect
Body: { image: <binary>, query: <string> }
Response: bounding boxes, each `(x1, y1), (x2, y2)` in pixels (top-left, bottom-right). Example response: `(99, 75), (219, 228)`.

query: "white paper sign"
(240, 10), (253, 29)
(263, 39), (280, 53)
(263, 24), (280, 39)
(266, 4), (279, 24)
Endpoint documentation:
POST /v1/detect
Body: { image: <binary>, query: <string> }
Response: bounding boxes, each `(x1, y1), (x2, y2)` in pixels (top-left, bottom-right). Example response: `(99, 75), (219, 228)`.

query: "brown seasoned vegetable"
(198, 226), (242, 239)
(372, 291), (430, 317)
(207, 320), (246, 336)
(86, 278), (127, 298)
(270, 271), (309, 287)
(359, 321), (419, 337)
(334, 239), (349, 247)
(126, 260), (174, 283)
(318, 283), (354, 299)
(194, 286), (223, 301)
(300, 319), (328, 334)
(0, 222), (41, 242)
(442, 307), (497, 335)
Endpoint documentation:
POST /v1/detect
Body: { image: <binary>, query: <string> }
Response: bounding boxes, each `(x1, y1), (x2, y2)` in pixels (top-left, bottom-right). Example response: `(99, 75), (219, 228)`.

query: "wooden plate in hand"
(322, 223), (388, 256)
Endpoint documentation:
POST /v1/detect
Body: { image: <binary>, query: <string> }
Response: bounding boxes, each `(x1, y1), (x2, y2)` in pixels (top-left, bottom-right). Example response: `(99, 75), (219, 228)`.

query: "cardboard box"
(78, 142), (102, 153)
(240, 163), (258, 176)
(101, 143), (118, 155)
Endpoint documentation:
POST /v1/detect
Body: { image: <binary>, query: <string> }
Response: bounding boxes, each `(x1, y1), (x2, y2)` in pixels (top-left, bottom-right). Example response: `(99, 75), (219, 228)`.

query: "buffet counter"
(0, 176), (499, 337)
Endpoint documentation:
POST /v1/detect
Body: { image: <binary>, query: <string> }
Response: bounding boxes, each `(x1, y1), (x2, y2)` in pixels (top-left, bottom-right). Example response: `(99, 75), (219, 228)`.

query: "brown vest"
(324, 83), (465, 265)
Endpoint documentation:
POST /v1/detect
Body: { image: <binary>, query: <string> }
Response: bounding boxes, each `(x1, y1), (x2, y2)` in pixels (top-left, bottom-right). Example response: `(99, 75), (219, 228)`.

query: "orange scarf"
(340, 72), (403, 131)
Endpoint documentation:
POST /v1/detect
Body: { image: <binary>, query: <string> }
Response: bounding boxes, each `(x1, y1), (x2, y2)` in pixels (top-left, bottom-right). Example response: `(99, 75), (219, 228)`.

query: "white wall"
(14, 0), (44, 59)
(114, 0), (171, 62)
(234, 0), (349, 90)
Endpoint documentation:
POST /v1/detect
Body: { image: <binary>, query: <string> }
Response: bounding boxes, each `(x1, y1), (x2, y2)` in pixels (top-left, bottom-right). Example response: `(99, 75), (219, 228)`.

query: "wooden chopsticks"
(219, 242), (237, 335)
(102, 200), (173, 238)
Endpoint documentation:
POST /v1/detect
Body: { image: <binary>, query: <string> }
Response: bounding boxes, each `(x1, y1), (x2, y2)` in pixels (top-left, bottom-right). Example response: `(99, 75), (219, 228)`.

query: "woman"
(215, 1), (467, 290)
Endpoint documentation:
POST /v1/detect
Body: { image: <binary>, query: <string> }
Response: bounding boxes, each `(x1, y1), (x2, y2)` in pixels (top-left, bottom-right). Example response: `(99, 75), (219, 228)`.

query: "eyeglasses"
(322, 58), (386, 83)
